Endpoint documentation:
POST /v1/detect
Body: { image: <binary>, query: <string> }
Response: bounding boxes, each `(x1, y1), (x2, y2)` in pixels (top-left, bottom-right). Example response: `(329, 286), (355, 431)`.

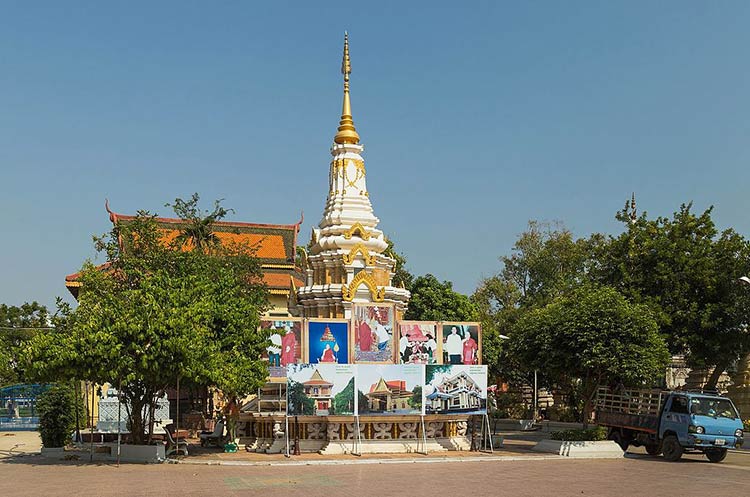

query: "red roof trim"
(109, 212), (300, 231)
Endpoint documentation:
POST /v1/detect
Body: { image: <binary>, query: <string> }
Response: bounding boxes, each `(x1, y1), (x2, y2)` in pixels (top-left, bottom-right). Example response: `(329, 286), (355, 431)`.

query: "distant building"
(365, 378), (412, 412)
(65, 207), (304, 317)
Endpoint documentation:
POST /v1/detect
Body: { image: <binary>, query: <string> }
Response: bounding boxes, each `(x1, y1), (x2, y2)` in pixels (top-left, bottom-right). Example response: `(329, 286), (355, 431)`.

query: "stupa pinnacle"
(296, 33), (410, 319)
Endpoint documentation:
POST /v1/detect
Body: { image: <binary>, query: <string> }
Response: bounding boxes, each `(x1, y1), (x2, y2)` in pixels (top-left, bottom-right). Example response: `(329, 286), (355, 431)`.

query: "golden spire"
(334, 32), (360, 145)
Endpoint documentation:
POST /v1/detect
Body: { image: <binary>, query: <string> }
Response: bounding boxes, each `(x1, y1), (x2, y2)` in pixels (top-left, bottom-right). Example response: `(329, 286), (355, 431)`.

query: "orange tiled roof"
(65, 203), (305, 298)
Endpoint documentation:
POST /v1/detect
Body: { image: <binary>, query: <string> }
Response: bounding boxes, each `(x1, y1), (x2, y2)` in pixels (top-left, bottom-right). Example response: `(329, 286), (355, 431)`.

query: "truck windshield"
(689, 397), (738, 419)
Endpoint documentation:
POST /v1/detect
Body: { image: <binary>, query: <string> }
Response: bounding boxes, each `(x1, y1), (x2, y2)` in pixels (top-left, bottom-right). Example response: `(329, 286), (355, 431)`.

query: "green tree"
(510, 286), (670, 424)
(25, 210), (270, 444)
(384, 239), (414, 290)
(36, 383), (83, 448)
(473, 221), (598, 383)
(0, 302), (50, 385)
(404, 275), (477, 321)
(596, 202), (750, 389)
(165, 193), (234, 254)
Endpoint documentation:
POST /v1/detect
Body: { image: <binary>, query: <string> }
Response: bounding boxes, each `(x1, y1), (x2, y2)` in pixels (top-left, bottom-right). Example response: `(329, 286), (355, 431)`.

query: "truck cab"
(658, 392), (744, 462)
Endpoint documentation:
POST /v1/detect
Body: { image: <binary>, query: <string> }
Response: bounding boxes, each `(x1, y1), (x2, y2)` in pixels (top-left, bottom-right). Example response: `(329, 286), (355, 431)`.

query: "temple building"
(425, 371), (483, 414)
(365, 378), (413, 412)
(302, 370), (334, 415)
(65, 206), (304, 317)
(295, 33), (410, 319)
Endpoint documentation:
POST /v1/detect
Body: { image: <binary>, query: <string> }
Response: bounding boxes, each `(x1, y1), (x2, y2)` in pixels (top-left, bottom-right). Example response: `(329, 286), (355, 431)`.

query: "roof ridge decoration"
(343, 222), (371, 241)
(341, 271), (385, 302)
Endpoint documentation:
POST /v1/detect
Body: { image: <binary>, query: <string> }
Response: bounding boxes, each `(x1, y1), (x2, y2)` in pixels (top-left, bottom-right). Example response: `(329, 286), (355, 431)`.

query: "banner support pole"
(352, 415), (362, 456)
(284, 415), (290, 458)
(419, 415), (429, 455)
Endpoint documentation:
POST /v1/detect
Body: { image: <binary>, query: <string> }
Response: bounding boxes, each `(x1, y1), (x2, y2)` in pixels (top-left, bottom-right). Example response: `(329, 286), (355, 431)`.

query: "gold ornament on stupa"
(333, 32), (360, 145)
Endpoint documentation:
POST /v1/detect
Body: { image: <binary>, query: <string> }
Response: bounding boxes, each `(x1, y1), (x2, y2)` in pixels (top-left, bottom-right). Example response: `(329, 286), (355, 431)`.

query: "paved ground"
(2, 432), (750, 497)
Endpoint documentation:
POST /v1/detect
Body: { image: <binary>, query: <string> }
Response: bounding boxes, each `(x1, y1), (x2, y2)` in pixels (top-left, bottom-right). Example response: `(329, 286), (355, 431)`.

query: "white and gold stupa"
(296, 33), (410, 318)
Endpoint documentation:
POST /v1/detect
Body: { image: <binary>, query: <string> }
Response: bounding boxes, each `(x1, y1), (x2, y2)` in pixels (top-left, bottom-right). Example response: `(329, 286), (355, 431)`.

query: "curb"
(168, 454), (566, 467)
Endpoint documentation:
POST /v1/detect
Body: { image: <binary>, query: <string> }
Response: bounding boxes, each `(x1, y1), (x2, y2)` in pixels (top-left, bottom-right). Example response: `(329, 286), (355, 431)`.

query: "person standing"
(444, 326), (463, 364)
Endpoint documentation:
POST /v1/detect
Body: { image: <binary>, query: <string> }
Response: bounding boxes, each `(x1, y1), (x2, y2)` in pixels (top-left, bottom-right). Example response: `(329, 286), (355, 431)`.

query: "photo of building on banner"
(261, 319), (302, 378)
(440, 323), (481, 365)
(423, 365), (488, 415)
(287, 364), (357, 416)
(357, 364), (424, 415)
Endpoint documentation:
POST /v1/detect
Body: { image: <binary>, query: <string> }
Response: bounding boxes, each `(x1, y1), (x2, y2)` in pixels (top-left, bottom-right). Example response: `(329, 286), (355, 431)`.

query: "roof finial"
(334, 31), (360, 145)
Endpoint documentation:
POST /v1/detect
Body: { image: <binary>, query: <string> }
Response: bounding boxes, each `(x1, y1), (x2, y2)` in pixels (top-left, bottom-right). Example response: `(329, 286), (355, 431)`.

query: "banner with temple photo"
(286, 364), (357, 416)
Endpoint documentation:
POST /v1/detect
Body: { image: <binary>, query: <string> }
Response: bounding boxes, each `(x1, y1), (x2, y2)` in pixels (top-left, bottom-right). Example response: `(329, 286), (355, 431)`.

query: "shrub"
(550, 426), (607, 441)
(36, 383), (82, 448)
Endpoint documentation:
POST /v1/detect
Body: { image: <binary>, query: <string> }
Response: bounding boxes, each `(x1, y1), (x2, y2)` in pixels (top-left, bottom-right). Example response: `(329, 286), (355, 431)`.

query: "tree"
(165, 193), (234, 254)
(473, 221), (597, 383)
(509, 286), (670, 423)
(0, 302), (50, 386)
(596, 202), (750, 389)
(36, 383), (83, 448)
(384, 239), (414, 290)
(25, 208), (270, 444)
(404, 274), (477, 321)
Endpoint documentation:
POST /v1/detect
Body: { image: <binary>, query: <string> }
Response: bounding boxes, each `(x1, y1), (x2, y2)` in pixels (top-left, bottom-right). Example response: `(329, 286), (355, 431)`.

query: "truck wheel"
(705, 449), (727, 463)
(608, 431), (628, 452)
(645, 444), (661, 456)
(661, 435), (683, 462)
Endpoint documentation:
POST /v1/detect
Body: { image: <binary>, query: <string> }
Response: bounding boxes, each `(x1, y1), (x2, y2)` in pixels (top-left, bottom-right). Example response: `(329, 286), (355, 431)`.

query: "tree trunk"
(704, 359), (730, 391)
(127, 397), (146, 445)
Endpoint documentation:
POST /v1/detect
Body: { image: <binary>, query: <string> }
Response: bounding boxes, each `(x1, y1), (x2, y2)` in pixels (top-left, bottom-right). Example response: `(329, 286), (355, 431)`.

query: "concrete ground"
(2, 431), (750, 497)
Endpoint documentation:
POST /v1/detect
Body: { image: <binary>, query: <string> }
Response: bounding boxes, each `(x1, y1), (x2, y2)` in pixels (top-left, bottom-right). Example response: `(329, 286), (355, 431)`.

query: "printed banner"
(287, 364), (357, 416)
(307, 320), (350, 364)
(357, 364), (424, 415)
(353, 304), (395, 363)
(423, 365), (488, 415)
(398, 322), (439, 364)
(440, 323), (481, 365)
(261, 319), (302, 378)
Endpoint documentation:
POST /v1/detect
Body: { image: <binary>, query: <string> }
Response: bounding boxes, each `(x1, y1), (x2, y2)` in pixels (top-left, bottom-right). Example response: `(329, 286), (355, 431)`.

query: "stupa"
(296, 33), (410, 319)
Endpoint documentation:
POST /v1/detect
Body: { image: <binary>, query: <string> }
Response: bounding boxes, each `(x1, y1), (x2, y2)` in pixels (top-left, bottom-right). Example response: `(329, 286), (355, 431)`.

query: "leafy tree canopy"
(509, 286), (669, 422)
(404, 274), (477, 322)
(25, 199), (270, 443)
(1, 302), (50, 386)
(596, 202), (750, 388)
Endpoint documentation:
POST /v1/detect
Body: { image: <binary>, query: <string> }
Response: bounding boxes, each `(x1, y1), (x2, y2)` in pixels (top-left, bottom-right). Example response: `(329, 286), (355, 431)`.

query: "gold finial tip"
(334, 31), (359, 144)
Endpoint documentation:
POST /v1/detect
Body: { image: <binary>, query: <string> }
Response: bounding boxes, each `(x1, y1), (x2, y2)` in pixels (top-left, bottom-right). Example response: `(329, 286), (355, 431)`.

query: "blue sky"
(2, 2), (750, 308)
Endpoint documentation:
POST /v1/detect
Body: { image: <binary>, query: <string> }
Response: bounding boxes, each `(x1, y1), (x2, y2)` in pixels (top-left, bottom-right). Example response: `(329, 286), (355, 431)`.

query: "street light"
(739, 276), (750, 286)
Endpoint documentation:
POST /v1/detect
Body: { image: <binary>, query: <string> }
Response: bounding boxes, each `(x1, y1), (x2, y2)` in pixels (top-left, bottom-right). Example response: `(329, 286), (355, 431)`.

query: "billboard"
(261, 319), (303, 378)
(306, 319), (350, 364)
(397, 322), (439, 364)
(353, 304), (395, 363)
(439, 322), (481, 365)
(286, 364), (357, 416)
(357, 364), (424, 415)
(423, 365), (488, 415)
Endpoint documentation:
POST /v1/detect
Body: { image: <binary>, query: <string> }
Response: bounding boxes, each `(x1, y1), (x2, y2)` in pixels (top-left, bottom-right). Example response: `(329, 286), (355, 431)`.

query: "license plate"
(714, 439), (726, 446)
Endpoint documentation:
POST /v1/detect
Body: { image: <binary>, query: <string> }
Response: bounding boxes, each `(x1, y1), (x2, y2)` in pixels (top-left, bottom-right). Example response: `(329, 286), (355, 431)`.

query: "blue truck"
(595, 387), (745, 462)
